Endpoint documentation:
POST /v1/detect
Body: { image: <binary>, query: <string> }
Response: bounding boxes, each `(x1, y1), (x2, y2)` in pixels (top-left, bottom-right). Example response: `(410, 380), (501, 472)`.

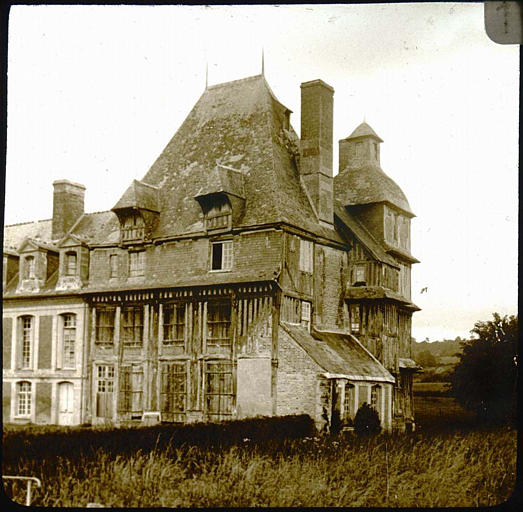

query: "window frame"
(16, 381), (32, 417)
(162, 303), (186, 346)
(122, 213), (145, 241)
(118, 364), (144, 418)
(204, 360), (234, 419)
(24, 255), (35, 279)
(128, 251), (145, 278)
(61, 313), (76, 369)
(299, 239), (313, 273)
(159, 361), (188, 423)
(121, 305), (144, 347)
(109, 254), (119, 278)
(206, 301), (232, 349)
(19, 315), (34, 370)
(210, 240), (233, 272)
(65, 251), (77, 277)
(300, 300), (311, 331)
(95, 306), (115, 345)
(95, 364), (115, 419)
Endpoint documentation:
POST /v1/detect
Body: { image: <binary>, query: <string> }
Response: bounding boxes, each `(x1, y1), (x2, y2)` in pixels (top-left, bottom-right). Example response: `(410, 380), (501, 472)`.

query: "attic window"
(24, 256), (35, 279)
(211, 241), (233, 271)
(205, 198), (232, 231)
(65, 251), (77, 276)
(122, 214), (145, 241)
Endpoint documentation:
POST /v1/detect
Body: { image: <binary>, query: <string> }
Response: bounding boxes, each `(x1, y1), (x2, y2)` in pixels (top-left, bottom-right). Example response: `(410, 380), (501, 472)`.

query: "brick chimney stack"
(52, 180), (86, 240)
(300, 79), (334, 227)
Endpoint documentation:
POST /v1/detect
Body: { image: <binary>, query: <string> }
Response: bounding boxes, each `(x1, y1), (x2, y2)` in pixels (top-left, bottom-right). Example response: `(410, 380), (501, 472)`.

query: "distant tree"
(450, 313), (518, 424)
(354, 403), (381, 436)
(417, 349), (437, 368)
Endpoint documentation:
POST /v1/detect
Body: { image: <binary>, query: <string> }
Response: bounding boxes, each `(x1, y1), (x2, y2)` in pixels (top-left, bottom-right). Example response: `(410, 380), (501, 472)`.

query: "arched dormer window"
(65, 251), (77, 276)
(122, 213), (145, 241)
(24, 256), (35, 279)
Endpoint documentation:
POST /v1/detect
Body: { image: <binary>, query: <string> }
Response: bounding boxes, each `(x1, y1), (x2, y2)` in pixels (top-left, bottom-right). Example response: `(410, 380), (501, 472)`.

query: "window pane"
(62, 314), (76, 368)
(205, 361), (234, 417)
(211, 243), (223, 270)
(17, 381), (32, 416)
(207, 302), (231, 347)
(21, 316), (33, 369)
(160, 362), (187, 422)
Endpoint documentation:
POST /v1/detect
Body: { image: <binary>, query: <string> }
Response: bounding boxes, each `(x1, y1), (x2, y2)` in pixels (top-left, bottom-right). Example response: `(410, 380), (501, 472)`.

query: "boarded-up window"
(163, 303), (185, 346)
(129, 251), (145, 277)
(95, 307), (115, 344)
(62, 314), (76, 369)
(109, 254), (119, 278)
(299, 239), (313, 273)
(282, 296), (301, 324)
(122, 214), (145, 241)
(65, 251), (77, 276)
(204, 360), (234, 418)
(121, 306), (144, 347)
(206, 302), (231, 348)
(160, 362), (187, 423)
(206, 199), (232, 231)
(38, 315), (53, 370)
(118, 365), (144, 418)
(19, 316), (33, 369)
(16, 381), (32, 417)
(96, 365), (114, 418)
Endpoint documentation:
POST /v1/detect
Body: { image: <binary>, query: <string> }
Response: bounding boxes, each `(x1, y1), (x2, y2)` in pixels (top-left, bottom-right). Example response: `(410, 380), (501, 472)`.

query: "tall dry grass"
(3, 427), (516, 507)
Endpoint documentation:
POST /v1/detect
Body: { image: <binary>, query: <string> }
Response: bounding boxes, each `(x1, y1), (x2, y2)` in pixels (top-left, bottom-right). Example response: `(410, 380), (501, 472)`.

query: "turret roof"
(344, 121), (383, 142)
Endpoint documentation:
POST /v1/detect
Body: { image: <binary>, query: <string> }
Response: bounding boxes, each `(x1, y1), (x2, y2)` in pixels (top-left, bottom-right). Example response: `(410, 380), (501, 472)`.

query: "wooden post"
(271, 287), (281, 415)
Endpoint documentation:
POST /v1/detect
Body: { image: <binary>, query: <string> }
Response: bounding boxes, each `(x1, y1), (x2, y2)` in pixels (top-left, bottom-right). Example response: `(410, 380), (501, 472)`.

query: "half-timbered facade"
(3, 73), (420, 431)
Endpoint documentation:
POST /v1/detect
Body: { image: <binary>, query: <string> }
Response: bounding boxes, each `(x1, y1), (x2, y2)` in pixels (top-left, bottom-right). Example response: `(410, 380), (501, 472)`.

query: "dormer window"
(205, 196), (232, 231)
(24, 256), (35, 279)
(65, 251), (77, 276)
(122, 214), (145, 241)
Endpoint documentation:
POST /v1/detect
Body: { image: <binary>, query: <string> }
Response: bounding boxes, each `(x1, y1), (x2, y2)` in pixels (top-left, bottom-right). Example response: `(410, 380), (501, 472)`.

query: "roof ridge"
(207, 74), (263, 90)
(4, 218), (52, 228)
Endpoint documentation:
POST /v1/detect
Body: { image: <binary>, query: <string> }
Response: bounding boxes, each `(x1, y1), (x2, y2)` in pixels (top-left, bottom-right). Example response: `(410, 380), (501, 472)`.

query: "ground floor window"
(160, 362), (187, 422)
(96, 365), (114, 418)
(16, 381), (32, 417)
(344, 383), (355, 420)
(204, 360), (234, 418)
(118, 364), (144, 418)
(371, 384), (382, 419)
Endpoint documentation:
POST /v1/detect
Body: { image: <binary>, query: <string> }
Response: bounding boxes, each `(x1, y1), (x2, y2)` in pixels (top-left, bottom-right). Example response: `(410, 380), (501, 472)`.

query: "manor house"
(3, 73), (420, 431)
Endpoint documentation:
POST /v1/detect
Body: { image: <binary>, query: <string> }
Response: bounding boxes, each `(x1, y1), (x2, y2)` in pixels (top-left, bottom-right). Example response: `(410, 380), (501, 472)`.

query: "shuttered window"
(129, 251), (145, 277)
(204, 361), (234, 418)
(299, 239), (313, 273)
(118, 365), (144, 418)
(160, 362), (187, 423)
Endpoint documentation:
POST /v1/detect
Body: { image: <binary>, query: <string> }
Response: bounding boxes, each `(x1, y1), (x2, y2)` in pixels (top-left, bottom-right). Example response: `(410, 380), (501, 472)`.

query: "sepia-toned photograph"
(2, 3), (518, 507)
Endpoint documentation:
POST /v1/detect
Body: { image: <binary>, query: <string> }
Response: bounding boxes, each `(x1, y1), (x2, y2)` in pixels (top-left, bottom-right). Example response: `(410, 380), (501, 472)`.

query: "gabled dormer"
(56, 234), (90, 291)
(111, 180), (160, 244)
(194, 165), (246, 233)
(16, 238), (59, 293)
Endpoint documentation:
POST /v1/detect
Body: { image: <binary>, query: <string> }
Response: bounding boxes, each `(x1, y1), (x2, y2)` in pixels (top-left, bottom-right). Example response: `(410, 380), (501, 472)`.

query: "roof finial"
(261, 47), (265, 76)
(205, 62), (208, 89)
(363, 114), (366, 124)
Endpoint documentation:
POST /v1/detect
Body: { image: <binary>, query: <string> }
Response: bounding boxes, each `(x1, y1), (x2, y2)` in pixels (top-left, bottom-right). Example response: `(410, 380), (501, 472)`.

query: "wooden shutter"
(38, 316), (53, 369)
(2, 381), (11, 421)
(3, 317), (12, 369)
(35, 381), (53, 423)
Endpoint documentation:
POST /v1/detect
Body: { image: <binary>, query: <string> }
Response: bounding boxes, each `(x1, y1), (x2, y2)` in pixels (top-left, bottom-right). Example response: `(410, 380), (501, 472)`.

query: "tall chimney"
(52, 180), (86, 240)
(300, 79), (334, 227)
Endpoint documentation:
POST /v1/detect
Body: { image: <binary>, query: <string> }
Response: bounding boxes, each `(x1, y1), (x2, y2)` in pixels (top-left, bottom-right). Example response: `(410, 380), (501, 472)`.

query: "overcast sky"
(5, 4), (519, 341)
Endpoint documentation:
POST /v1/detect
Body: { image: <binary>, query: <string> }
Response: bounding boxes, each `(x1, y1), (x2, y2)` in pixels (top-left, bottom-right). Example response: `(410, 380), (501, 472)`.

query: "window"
(350, 304), (360, 334)
(121, 306), (144, 347)
(160, 362), (187, 422)
(344, 383), (355, 420)
(204, 361), (234, 418)
(16, 381), (32, 417)
(109, 254), (119, 278)
(301, 301), (311, 331)
(19, 316), (33, 369)
(62, 314), (76, 369)
(65, 252), (77, 276)
(163, 303), (185, 346)
(96, 365), (114, 418)
(129, 251), (145, 277)
(122, 214), (145, 241)
(118, 364), (144, 418)
(24, 256), (35, 279)
(353, 264), (366, 285)
(282, 295), (301, 324)
(206, 200), (232, 231)
(299, 239), (313, 273)
(371, 385), (381, 418)
(206, 302), (231, 348)
(373, 142), (378, 159)
(211, 241), (233, 271)
(95, 307), (115, 344)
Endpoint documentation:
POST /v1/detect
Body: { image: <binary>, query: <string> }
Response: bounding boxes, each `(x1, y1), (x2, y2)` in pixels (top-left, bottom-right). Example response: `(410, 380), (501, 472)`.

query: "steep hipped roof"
(3, 219), (52, 252)
(112, 180), (160, 212)
(281, 322), (395, 383)
(136, 74), (342, 243)
(344, 121), (383, 142)
(334, 164), (413, 216)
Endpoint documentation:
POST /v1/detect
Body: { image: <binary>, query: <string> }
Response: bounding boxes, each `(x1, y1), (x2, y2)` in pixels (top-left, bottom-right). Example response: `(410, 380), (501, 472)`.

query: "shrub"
(353, 403), (381, 436)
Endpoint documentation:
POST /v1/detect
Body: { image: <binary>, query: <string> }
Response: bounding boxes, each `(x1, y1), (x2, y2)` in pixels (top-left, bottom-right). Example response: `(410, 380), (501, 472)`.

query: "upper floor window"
(95, 307), (115, 345)
(349, 304), (361, 334)
(300, 301), (311, 331)
(16, 381), (32, 417)
(122, 214), (145, 241)
(24, 256), (35, 279)
(110, 254), (119, 278)
(163, 303), (185, 346)
(61, 313), (76, 369)
(352, 264), (366, 286)
(206, 301), (231, 348)
(211, 241), (233, 271)
(121, 306), (144, 347)
(129, 251), (145, 277)
(65, 252), (77, 276)
(299, 239), (313, 273)
(19, 315), (34, 369)
(206, 199), (232, 231)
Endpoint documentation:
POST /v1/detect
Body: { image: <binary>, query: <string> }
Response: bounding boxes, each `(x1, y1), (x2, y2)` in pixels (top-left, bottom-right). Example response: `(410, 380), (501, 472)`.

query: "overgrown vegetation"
(354, 403), (381, 436)
(3, 412), (517, 508)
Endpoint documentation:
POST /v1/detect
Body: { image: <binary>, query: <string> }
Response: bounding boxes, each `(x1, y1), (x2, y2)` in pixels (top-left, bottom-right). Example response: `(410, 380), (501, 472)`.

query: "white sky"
(5, 4), (519, 341)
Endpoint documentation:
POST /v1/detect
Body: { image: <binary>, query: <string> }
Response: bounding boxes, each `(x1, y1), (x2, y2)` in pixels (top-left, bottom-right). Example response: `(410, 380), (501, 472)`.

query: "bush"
(353, 403), (381, 436)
